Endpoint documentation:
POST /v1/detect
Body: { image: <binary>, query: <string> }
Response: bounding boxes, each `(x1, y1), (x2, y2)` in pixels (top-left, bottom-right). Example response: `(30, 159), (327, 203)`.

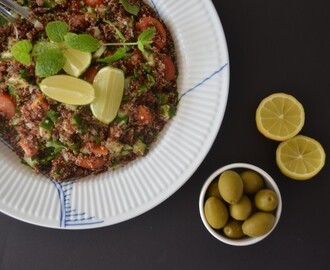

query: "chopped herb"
(115, 114), (129, 125)
(119, 0), (139, 16)
(40, 118), (53, 130)
(160, 104), (176, 120)
(133, 68), (139, 79)
(133, 139), (147, 156)
(46, 140), (65, 151)
(40, 110), (58, 130)
(71, 113), (87, 134)
(147, 74), (155, 84)
(47, 110), (59, 123)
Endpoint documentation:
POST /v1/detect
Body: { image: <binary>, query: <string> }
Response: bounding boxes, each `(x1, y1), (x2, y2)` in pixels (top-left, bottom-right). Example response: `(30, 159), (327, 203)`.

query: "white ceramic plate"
(0, 0), (229, 229)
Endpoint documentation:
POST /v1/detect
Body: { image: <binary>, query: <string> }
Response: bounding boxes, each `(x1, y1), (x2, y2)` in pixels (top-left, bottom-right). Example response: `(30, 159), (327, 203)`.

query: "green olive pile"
(204, 170), (279, 239)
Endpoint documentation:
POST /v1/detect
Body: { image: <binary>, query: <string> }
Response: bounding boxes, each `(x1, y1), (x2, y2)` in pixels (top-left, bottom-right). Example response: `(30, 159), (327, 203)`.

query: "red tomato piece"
(85, 0), (103, 7)
(81, 142), (109, 156)
(18, 139), (38, 157)
(0, 93), (16, 119)
(137, 105), (154, 125)
(75, 156), (106, 169)
(135, 17), (167, 49)
(162, 55), (176, 81)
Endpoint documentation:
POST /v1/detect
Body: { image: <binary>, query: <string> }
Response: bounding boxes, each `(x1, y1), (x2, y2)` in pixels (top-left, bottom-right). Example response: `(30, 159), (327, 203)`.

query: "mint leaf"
(137, 28), (155, 52)
(119, 0), (139, 16)
(32, 42), (58, 58)
(99, 47), (127, 63)
(45, 140), (66, 154)
(45, 21), (69, 42)
(35, 48), (66, 77)
(11, 40), (32, 65)
(64, 33), (100, 52)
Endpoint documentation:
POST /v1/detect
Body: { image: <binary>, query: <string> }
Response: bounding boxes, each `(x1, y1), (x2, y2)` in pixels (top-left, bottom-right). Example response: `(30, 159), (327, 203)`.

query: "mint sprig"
(10, 40), (33, 65)
(45, 21), (69, 42)
(10, 20), (156, 78)
(103, 28), (155, 52)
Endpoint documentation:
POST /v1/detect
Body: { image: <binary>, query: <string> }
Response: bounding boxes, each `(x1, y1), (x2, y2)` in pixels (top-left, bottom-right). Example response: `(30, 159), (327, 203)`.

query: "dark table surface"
(1, 0), (330, 269)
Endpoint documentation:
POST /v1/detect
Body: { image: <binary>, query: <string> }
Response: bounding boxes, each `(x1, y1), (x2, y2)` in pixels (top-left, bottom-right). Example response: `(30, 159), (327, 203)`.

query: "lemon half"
(90, 67), (124, 124)
(256, 93), (305, 141)
(276, 135), (326, 180)
(40, 75), (95, 105)
(62, 48), (92, 77)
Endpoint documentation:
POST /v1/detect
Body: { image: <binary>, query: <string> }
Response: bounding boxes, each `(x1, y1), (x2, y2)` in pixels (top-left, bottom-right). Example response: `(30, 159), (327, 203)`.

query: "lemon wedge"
(256, 93), (305, 141)
(276, 135), (326, 180)
(62, 48), (92, 77)
(40, 75), (94, 105)
(90, 67), (124, 124)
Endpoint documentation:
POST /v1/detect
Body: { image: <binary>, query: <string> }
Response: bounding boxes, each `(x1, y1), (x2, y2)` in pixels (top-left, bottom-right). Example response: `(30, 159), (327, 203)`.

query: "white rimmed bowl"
(199, 163), (282, 246)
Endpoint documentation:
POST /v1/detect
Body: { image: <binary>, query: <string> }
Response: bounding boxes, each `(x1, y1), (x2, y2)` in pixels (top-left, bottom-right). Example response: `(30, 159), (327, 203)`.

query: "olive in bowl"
(199, 163), (282, 246)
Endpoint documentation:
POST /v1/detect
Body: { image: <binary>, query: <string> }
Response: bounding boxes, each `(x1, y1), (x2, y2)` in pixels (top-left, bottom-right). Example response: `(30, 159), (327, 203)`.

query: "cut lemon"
(62, 48), (92, 77)
(256, 93), (305, 141)
(40, 75), (94, 105)
(276, 135), (326, 180)
(90, 67), (124, 124)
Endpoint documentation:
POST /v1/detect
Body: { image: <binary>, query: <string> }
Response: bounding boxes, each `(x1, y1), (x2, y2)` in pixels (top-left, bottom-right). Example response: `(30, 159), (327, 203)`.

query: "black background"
(1, 0), (330, 269)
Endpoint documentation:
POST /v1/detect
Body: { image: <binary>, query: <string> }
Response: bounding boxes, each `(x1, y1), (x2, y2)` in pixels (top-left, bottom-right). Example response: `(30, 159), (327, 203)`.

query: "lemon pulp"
(276, 135), (326, 180)
(62, 48), (92, 77)
(90, 67), (124, 124)
(256, 93), (305, 141)
(40, 75), (95, 105)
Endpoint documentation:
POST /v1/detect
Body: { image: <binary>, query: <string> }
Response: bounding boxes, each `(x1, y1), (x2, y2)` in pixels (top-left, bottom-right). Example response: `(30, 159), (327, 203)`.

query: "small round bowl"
(199, 163), (282, 246)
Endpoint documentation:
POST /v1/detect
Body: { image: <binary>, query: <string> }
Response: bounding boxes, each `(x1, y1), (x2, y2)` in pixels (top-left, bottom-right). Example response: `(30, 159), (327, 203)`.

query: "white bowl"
(199, 163), (282, 246)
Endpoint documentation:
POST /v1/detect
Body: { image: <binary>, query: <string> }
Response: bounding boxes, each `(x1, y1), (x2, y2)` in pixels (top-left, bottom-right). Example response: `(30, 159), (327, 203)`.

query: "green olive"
(223, 220), (244, 239)
(229, 195), (252, 220)
(255, 189), (279, 212)
(240, 170), (264, 194)
(242, 212), (276, 237)
(206, 180), (221, 200)
(204, 197), (229, 229)
(218, 170), (243, 204)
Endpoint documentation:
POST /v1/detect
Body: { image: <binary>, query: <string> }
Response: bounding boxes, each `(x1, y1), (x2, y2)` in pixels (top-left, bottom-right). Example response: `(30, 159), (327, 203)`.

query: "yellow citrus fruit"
(40, 75), (94, 105)
(90, 66), (124, 124)
(62, 48), (92, 77)
(256, 93), (305, 141)
(276, 135), (326, 180)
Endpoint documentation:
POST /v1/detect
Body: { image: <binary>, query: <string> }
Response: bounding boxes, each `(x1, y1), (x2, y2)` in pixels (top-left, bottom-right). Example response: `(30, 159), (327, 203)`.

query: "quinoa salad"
(0, 0), (178, 180)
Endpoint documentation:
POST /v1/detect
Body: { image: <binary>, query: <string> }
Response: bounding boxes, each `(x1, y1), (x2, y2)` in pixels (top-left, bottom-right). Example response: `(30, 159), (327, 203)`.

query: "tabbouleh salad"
(0, 0), (178, 180)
